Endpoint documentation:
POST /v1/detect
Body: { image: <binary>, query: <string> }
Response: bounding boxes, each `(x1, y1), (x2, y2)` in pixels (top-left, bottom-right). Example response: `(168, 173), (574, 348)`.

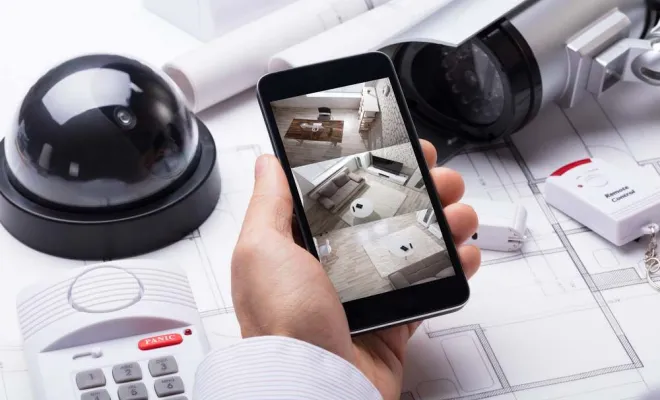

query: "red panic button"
(138, 334), (183, 350)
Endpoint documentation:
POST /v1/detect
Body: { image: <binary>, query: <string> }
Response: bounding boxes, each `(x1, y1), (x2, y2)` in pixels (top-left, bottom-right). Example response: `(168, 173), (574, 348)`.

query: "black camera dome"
(5, 54), (199, 209)
(0, 54), (221, 260)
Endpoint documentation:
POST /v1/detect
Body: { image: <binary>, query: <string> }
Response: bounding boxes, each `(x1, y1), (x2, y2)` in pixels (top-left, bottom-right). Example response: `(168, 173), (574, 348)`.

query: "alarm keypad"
(76, 355), (188, 400)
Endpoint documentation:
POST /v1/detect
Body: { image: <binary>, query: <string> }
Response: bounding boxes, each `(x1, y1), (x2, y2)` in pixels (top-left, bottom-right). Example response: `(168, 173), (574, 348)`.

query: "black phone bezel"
(256, 51), (470, 335)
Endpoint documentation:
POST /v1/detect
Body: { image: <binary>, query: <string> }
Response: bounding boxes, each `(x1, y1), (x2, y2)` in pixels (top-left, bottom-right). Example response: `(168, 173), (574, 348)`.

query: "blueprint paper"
(163, 0), (388, 112)
(2, 81), (660, 400)
(268, 0), (528, 72)
(401, 81), (660, 400)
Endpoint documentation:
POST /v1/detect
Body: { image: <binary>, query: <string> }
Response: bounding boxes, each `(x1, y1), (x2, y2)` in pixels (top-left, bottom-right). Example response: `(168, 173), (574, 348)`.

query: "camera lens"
(392, 20), (542, 144)
(114, 107), (136, 129)
(439, 42), (505, 125)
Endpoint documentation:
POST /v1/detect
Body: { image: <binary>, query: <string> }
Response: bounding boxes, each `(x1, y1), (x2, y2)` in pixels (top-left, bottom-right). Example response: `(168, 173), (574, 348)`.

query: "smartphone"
(256, 51), (470, 334)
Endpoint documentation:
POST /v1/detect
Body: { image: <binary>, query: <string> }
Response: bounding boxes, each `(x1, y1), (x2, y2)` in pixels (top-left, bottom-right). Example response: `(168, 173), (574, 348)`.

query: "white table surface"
(0, 0), (275, 156)
(350, 198), (374, 218)
(387, 239), (415, 258)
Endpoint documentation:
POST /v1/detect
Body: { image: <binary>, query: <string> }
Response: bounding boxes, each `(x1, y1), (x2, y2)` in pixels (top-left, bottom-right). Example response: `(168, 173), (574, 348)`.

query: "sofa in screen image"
(388, 251), (454, 289)
(308, 167), (366, 214)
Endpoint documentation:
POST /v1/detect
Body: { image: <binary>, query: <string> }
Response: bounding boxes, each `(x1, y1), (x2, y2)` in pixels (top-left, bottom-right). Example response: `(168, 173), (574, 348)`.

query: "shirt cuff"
(193, 336), (383, 400)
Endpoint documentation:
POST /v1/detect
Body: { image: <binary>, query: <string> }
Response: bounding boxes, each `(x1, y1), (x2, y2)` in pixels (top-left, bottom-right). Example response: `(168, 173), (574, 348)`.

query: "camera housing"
(380, 0), (651, 162)
(0, 54), (221, 260)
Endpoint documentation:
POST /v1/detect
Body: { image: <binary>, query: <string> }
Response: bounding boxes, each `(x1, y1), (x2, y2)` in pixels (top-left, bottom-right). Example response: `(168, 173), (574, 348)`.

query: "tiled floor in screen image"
(319, 210), (455, 303)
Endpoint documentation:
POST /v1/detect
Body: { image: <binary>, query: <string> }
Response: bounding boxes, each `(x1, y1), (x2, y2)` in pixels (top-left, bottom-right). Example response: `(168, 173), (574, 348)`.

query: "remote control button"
(138, 333), (182, 350)
(154, 376), (184, 397)
(76, 369), (106, 390)
(585, 174), (608, 187)
(81, 389), (111, 400)
(149, 356), (178, 377)
(113, 362), (142, 383)
(117, 382), (148, 400)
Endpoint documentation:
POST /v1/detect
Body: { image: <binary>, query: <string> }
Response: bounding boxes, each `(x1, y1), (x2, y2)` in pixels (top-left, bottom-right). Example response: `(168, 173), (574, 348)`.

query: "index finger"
(418, 140), (465, 205)
(420, 139), (437, 167)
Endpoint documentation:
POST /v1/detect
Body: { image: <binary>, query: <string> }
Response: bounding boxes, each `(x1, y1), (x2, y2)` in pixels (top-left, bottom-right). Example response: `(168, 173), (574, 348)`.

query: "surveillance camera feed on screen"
(270, 77), (456, 303)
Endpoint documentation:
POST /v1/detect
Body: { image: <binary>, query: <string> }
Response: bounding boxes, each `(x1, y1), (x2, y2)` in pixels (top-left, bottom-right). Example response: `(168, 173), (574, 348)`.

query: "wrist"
(352, 338), (406, 400)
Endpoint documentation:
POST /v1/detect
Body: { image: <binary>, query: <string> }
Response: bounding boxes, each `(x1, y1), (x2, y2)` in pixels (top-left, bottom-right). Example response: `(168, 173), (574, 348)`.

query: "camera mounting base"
(0, 117), (221, 260)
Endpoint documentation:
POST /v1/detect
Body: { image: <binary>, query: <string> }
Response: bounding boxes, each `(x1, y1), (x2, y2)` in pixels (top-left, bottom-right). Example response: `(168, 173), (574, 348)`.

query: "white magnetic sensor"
(461, 198), (528, 252)
(420, 198), (528, 252)
(544, 158), (660, 246)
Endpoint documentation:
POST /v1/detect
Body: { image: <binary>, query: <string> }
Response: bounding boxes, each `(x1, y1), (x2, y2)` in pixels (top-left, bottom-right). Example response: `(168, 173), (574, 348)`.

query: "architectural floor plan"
(2, 81), (660, 400)
(400, 81), (660, 400)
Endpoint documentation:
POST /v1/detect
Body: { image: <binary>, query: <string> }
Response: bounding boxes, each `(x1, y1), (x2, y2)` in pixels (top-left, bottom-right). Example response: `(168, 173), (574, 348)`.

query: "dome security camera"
(0, 54), (221, 260)
(381, 0), (660, 162)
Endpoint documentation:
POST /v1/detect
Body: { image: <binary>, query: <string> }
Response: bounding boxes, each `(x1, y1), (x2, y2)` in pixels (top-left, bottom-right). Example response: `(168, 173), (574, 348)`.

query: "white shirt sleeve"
(193, 336), (383, 399)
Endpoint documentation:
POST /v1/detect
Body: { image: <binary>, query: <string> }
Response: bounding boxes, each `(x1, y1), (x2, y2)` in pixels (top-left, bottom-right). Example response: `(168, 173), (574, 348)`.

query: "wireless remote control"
(544, 158), (660, 246)
(16, 259), (210, 400)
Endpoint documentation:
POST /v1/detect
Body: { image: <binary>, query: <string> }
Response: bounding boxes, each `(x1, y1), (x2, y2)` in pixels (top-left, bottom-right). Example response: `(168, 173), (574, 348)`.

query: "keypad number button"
(113, 362), (142, 383)
(154, 376), (185, 397)
(149, 356), (178, 377)
(117, 382), (148, 400)
(76, 369), (106, 390)
(80, 389), (111, 400)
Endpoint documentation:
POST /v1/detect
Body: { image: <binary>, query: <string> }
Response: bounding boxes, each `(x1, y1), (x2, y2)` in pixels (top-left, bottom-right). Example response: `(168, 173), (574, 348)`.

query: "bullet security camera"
(382, 0), (660, 160)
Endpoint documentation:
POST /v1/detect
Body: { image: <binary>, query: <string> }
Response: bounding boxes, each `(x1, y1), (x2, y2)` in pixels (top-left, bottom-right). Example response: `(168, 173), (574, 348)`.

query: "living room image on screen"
(270, 78), (412, 170)
(270, 78), (456, 303)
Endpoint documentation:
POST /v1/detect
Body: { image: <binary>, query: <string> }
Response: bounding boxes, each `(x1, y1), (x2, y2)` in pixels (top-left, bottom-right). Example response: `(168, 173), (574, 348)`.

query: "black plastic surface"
(0, 117), (220, 260)
(6, 54), (199, 210)
(392, 18), (543, 145)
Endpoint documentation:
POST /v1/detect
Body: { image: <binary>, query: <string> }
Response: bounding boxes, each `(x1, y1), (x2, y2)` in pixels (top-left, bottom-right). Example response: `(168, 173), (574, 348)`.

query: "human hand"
(231, 140), (481, 399)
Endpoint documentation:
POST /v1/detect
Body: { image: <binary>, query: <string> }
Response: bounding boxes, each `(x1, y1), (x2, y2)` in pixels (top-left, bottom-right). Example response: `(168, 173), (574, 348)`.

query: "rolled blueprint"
(267, 0), (455, 72)
(163, 0), (389, 112)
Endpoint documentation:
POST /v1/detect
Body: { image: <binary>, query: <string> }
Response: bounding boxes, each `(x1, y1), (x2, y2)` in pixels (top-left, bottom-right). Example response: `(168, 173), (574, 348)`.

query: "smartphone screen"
(267, 76), (456, 304)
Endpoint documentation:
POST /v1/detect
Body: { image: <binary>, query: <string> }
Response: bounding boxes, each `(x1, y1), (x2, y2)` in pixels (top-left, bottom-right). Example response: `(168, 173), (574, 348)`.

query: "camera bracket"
(585, 9), (660, 98)
(560, 8), (632, 108)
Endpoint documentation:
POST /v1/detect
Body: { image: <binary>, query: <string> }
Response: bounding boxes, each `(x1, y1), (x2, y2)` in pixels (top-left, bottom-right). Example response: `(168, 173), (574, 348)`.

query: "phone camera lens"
(114, 107), (136, 129)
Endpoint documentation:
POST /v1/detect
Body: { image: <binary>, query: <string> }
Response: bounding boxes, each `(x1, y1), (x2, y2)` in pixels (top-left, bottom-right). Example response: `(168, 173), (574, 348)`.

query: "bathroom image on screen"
(271, 78), (456, 303)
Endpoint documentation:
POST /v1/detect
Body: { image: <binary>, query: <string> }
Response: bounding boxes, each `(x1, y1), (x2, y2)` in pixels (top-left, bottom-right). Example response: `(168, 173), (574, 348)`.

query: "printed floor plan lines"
(401, 84), (660, 399)
(0, 346), (30, 400)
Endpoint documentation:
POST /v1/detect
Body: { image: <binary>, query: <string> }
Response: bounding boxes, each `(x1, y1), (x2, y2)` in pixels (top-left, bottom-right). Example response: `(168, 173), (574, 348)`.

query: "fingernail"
(255, 155), (270, 177)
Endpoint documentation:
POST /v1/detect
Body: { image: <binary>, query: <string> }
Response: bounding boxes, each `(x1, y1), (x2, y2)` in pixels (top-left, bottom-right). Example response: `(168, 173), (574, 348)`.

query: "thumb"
(241, 154), (294, 237)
